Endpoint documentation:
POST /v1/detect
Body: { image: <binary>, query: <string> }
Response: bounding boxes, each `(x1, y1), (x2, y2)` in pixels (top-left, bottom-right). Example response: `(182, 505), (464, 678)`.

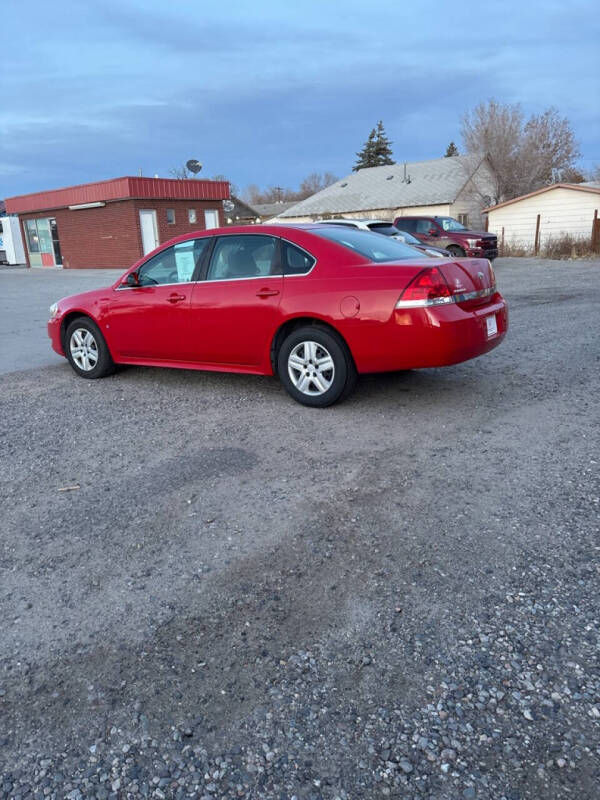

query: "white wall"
(394, 204), (450, 218)
(487, 187), (600, 249)
(451, 160), (497, 229)
(0, 216), (26, 265)
(279, 204), (450, 224)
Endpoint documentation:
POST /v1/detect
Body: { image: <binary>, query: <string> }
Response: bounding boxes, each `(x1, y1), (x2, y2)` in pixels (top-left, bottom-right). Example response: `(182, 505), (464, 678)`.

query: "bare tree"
(169, 164), (195, 179)
(461, 100), (580, 202)
(242, 172), (338, 205)
(555, 166), (586, 183)
(297, 172), (338, 199)
(521, 108), (580, 191)
(588, 165), (600, 182)
(461, 101), (524, 202)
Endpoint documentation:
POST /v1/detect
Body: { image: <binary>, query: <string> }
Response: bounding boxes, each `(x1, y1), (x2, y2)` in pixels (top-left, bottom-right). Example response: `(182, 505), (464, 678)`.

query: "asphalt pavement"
(0, 258), (599, 799)
(0, 268), (122, 374)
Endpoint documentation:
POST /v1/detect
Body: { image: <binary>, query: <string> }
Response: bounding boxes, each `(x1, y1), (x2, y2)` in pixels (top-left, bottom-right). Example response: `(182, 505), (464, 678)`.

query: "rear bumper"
(48, 317), (65, 356)
(352, 293), (508, 373)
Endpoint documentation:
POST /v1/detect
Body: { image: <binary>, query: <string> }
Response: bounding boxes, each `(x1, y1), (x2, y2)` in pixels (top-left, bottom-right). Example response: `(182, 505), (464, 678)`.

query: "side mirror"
(125, 272), (139, 287)
(428, 228), (439, 237)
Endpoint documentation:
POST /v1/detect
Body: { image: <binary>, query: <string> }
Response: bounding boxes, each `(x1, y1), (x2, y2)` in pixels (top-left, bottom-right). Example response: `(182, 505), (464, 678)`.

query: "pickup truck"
(393, 215), (498, 260)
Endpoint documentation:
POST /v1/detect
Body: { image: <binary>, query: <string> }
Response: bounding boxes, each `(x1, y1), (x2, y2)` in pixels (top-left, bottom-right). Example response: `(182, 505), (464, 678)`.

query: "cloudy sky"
(1, 0), (599, 198)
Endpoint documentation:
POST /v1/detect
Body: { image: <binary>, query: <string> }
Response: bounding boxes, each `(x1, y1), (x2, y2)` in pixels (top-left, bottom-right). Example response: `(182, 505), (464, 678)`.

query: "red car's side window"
(138, 239), (209, 286)
(206, 235), (279, 281)
(282, 241), (316, 275)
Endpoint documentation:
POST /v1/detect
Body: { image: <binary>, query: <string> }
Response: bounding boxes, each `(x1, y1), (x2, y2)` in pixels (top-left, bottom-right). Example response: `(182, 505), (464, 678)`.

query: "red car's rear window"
(311, 226), (417, 262)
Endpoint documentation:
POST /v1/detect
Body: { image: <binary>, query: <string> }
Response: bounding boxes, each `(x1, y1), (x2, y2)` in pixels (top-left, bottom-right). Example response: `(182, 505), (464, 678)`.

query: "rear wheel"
(446, 244), (465, 258)
(65, 317), (115, 379)
(277, 326), (356, 407)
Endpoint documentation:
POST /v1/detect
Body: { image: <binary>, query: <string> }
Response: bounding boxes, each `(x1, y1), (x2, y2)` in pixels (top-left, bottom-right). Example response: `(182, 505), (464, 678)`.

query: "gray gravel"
(1, 257), (599, 799)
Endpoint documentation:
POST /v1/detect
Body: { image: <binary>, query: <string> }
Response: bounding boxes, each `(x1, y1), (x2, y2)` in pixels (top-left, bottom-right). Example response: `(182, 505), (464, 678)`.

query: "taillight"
(395, 268), (453, 308)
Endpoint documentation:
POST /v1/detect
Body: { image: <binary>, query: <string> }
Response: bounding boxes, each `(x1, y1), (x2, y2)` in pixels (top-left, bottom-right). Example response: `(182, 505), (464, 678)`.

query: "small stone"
(399, 760), (413, 774)
(556, 758), (567, 768)
(522, 709), (534, 721)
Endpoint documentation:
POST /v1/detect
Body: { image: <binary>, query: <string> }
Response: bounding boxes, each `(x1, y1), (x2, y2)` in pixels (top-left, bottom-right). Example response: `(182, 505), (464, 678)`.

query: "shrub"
(498, 234), (598, 259)
(541, 234), (596, 259)
(498, 240), (530, 257)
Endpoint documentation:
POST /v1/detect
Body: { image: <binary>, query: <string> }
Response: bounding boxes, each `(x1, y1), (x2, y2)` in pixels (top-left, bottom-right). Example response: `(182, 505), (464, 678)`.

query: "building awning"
(5, 176), (230, 215)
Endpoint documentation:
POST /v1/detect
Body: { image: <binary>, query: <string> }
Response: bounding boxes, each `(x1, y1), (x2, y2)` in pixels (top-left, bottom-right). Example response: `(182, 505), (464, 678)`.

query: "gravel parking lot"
(1, 257), (599, 800)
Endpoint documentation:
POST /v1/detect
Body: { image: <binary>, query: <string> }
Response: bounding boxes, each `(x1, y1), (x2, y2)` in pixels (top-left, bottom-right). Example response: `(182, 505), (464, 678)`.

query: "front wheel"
(446, 244), (465, 258)
(277, 326), (356, 407)
(65, 317), (115, 379)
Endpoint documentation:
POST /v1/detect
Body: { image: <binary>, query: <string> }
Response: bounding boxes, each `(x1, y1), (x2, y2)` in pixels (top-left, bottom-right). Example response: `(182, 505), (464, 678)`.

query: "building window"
(188, 209), (197, 224)
(458, 213), (469, 227)
(25, 219), (40, 252)
(166, 208), (176, 224)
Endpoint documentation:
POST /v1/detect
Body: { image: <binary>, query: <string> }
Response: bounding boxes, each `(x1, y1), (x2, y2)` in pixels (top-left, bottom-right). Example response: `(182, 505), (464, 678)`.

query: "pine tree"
(445, 141), (459, 157)
(353, 121), (394, 171)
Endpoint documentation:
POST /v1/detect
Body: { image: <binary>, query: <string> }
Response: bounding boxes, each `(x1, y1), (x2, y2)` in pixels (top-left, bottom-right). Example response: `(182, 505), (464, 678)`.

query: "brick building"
(4, 176), (230, 269)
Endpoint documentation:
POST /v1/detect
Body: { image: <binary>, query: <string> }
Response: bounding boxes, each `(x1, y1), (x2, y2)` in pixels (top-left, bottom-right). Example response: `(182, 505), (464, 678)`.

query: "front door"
(189, 234), (282, 366)
(106, 239), (208, 361)
(414, 218), (446, 248)
(139, 209), (159, 254)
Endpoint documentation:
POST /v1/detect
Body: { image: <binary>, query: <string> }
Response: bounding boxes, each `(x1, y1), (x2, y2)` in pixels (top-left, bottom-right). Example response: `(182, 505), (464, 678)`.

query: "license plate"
(486, 314), (498, 337)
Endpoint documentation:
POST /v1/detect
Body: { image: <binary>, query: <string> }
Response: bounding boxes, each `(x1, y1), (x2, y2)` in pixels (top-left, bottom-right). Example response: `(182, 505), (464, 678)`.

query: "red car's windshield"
(312, 226), (418, 262)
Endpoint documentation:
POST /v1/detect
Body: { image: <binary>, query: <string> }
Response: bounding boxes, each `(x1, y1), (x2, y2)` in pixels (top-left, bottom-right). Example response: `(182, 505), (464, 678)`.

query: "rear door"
(189, 234), (283, 366)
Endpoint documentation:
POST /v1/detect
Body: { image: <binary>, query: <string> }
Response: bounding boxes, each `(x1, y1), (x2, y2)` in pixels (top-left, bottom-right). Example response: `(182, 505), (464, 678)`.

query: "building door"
(49, 218), (62, 265)
(24, 217), (59, 267)
(204, 209), (219, 229)
(139, 209), (159, 254)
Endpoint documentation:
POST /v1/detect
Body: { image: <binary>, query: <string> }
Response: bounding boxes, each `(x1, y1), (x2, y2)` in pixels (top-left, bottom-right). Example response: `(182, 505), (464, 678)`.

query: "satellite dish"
(186, 159), (202, 174)
(223, 199), (235, 213)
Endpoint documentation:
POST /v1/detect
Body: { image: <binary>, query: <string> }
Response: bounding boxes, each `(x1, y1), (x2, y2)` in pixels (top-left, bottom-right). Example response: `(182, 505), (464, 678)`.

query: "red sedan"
(48, 224), (508, 407)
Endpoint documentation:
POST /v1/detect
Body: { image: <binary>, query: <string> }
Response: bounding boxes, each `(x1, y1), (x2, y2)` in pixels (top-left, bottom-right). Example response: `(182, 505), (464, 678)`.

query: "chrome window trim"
(202, 274), (283, 285)
(116, 236), (319, 288)
(395, 285), (496, 309)
(115, 280), (196, 291)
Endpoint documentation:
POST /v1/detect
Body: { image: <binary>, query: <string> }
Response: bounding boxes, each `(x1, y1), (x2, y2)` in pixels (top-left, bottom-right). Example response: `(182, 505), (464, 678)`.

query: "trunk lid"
(437, 258), (496, 308)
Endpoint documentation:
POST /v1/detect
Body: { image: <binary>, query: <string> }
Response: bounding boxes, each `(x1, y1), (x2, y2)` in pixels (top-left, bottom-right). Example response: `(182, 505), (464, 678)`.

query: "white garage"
(484, 182), (600, 253)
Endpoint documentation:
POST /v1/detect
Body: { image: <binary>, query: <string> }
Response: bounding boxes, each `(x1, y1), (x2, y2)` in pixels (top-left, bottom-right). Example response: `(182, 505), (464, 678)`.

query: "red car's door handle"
(167, 293), (186, 303)
(256, 288), (280, 299)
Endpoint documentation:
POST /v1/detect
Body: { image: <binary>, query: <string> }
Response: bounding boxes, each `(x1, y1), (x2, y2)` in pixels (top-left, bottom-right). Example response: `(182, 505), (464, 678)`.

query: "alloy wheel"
(70, 328), (99, 372)
(287, 340), (335, 396)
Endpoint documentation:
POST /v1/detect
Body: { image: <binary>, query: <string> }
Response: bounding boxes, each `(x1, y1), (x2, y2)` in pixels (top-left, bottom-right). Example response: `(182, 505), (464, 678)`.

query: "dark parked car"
(393, 216), (498, 260)
(387, 228), (451, 258)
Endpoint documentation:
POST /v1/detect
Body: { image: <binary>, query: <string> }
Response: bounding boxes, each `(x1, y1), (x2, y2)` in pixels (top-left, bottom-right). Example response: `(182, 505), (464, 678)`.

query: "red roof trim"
(5, 176), (230, 214)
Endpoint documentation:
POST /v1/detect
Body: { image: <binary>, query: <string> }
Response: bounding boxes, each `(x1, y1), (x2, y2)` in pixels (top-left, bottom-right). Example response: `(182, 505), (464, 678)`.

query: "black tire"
(446, 245), (465, 258)
(277, 325), (357, 407)
(64, 317), (115, 379)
